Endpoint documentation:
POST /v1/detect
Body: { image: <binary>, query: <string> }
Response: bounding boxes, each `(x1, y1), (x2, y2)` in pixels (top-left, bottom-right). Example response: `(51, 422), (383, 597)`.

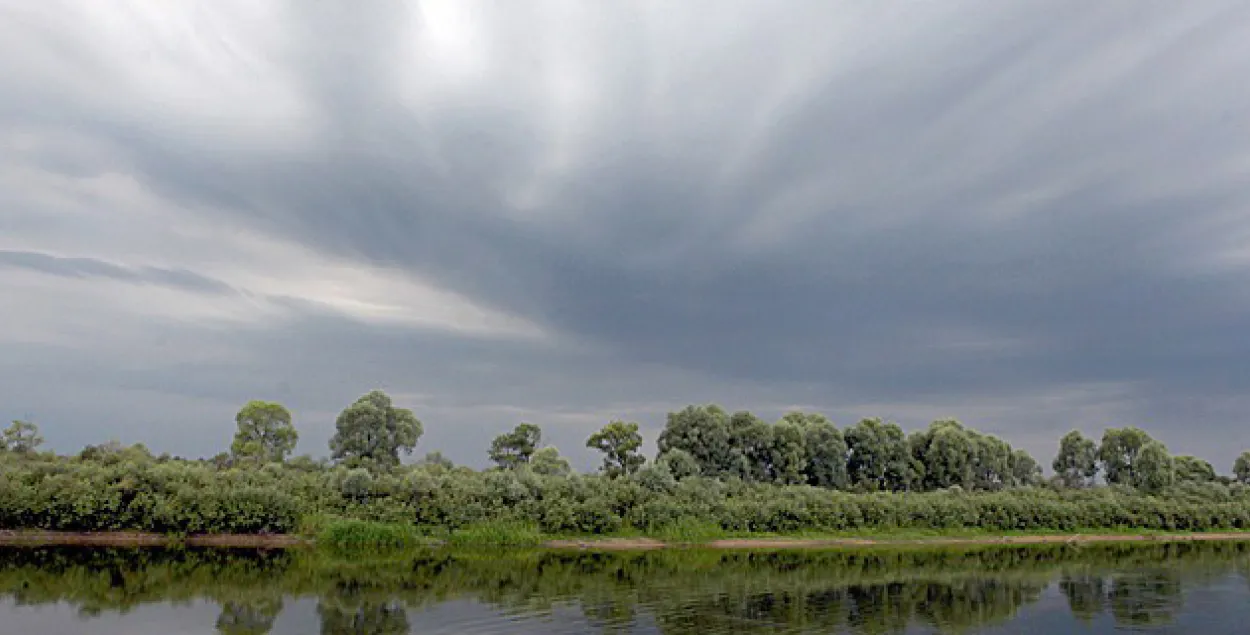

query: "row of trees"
(8, 392), (1250, 494)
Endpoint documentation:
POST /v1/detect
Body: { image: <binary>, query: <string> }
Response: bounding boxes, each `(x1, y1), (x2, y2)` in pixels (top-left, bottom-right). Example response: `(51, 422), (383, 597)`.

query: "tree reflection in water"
(0, 542), (1242, 634)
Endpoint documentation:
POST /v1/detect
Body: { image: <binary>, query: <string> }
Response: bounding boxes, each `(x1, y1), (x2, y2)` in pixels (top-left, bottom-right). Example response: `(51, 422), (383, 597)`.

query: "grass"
(300, 514), (1250, 551)
(317, 519), (434, 551)
(445, 521), (546, 548)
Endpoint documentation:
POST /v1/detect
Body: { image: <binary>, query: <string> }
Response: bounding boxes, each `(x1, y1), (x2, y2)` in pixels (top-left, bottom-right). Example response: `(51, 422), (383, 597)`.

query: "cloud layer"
(4, 0), (1250, 469)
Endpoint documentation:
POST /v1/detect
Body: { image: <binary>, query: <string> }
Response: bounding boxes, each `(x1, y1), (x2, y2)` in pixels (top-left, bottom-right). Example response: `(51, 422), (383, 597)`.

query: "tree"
(1132, 441), (1175, 492)
(780, 412), (847, 489)
(2, 420), (43, 454)
(586, 421), (645, 478)
(1098, 427), (1155, 486)
(1234, 452), (1250, 484)
(418, 451), (455, 469)
(529, 446), (572, 477)
(328, 390), (423, 469)
(768, 418), (808, 485)
(657, 405), (735, 478)
(1173, 455), (1215, 482)
(1010, 449), (1043, 486)
(909, 419), (976, 490)
(729, 410), (773, 481)
(230, 401), (298, 463)
(489, 423), (542, 469)
(656, 448), (701, 480)
(1053, 431), (1099, 488)
(845, 418), (912, 491)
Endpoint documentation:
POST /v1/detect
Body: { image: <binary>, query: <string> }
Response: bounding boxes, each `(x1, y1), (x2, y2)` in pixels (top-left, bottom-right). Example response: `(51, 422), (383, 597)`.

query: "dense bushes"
(5, 449), (1250, 537)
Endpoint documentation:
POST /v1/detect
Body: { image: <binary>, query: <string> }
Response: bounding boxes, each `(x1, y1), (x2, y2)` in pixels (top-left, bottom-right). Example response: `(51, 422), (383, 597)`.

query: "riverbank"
(0, 531), (308, 548)
(4, 529), (1250, 550)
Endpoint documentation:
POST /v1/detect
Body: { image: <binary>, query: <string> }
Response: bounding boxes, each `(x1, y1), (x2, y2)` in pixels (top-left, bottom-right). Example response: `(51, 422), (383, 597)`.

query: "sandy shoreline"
(3, 530), (1249, 550)
(545, 533), (1250, 550)
(0, 531), (309, 548)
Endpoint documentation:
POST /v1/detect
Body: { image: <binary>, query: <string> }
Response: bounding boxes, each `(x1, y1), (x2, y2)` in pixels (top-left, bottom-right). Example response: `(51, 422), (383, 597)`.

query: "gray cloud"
(3, 0), (1250, 469)
(0, 250), (235, 295)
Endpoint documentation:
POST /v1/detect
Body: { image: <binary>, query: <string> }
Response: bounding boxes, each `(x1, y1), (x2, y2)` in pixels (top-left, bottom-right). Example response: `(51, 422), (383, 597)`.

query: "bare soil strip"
(546, 533), (1250, 550)
(3, 531), (1249, 550)
(0, 531), (308, 548)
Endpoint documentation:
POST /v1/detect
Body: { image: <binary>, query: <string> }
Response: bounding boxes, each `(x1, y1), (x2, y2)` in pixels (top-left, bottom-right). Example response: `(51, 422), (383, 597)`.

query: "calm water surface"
(2, 541), (1250, 633)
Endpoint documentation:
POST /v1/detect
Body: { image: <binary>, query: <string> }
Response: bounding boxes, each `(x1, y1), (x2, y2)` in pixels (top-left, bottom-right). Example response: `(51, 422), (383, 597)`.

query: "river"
(1, 541), (1249, 633)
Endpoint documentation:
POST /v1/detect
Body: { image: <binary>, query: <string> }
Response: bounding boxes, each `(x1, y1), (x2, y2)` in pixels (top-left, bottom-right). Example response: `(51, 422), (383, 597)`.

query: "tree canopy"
(586, 421), (646, 478)
(230, 401), (298, 463)
(328, 390), (423, 469)
(489, 423), (542, 469)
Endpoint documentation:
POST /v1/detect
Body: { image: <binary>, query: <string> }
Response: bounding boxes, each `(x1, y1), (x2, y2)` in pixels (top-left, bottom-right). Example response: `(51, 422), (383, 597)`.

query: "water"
(2, 542), (1250, 634)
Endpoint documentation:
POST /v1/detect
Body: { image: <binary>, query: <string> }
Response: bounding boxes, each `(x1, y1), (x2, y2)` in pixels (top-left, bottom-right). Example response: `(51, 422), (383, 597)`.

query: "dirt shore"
(545, 532), (1250, 550)
(0, 531), (309, 548)
(3, 530), (1249, 550)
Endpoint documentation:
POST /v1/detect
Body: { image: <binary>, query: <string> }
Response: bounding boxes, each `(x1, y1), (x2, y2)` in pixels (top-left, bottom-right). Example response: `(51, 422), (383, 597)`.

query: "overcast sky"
(3, 1), (1250, 470)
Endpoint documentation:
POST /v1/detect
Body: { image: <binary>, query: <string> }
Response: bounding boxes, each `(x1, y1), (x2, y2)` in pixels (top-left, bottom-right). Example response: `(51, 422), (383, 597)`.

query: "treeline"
(4, 390), (1250, 537)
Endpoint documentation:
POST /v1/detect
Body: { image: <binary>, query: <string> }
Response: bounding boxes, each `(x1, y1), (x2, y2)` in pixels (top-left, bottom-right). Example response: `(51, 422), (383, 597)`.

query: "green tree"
(768, 418), (808, 485)
(1173, 455), (1215, 482)
(230, 401), (298, 463)
(1234, 451), (1250, 484)
(780, 412), (847, 489)
(909, 419), (976, 490)
(1132, 441), (1175, 492)
(1010, 449), (1043, 486)
(1053, 431), (1099, 488)
(2, 420), (43, 454)
(489, 423), (542, 469)
(1098, 427), (1156, 486)
(530, 446), (572, 477)
(418, 451), (454, 469)
(845, 418), (912, 491)
(328, 390), (423, 469)
(587, 421), (646, 478)
(656, 448), (701, 480)
(729, 411), (773, 482)
(657, 405), (735, 478)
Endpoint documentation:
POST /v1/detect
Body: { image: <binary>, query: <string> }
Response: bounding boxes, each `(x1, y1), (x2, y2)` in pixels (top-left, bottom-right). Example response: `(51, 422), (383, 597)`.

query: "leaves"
(231, 401), (298, 464)
(586, 421), (645, 478)
(328, 390), (423, 470)
(489, 423), (542, 469)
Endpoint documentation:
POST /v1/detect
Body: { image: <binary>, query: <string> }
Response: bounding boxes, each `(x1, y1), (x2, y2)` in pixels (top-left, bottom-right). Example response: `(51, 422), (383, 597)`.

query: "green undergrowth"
(308, 516), (1250, 553)
(316, 519), (434, 551)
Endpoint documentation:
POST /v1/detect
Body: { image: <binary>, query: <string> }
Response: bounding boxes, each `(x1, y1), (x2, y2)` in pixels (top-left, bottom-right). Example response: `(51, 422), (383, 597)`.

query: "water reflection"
(0, 542), (1245, 634)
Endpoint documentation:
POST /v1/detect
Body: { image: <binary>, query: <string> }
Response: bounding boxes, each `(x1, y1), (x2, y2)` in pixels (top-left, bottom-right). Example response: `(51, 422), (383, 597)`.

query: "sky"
(3, 1), (1250, 471)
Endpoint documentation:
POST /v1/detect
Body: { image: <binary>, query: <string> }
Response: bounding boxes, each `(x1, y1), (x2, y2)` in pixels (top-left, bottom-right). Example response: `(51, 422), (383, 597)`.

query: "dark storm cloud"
(3, 0), (1250, 467)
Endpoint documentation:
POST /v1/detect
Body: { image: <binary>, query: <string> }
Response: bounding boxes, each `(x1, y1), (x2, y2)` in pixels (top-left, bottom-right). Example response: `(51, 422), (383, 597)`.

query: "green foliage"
(318, 519), (425, 551)
(845, 418), (912, 491)
(1054, 431), (1099, 488)
(1235, 452), (1250, 485)
(2, 420), (43, 454)
(1174, 455), (1216, 483)
(1132, 441), (1175, 492)
(1, 402), (1246, 542)
(489, 423), (542, 469)
(447, 521), (544, 547)
(329, 390), (423, 470)
(528, 446), (572, 477)
(586, 420), (645, 478)
(1098, 427), (1156, 486)
(230, 400), (298, 463)
(783, 412), (848, 489)
(656, 448), (701, 480)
